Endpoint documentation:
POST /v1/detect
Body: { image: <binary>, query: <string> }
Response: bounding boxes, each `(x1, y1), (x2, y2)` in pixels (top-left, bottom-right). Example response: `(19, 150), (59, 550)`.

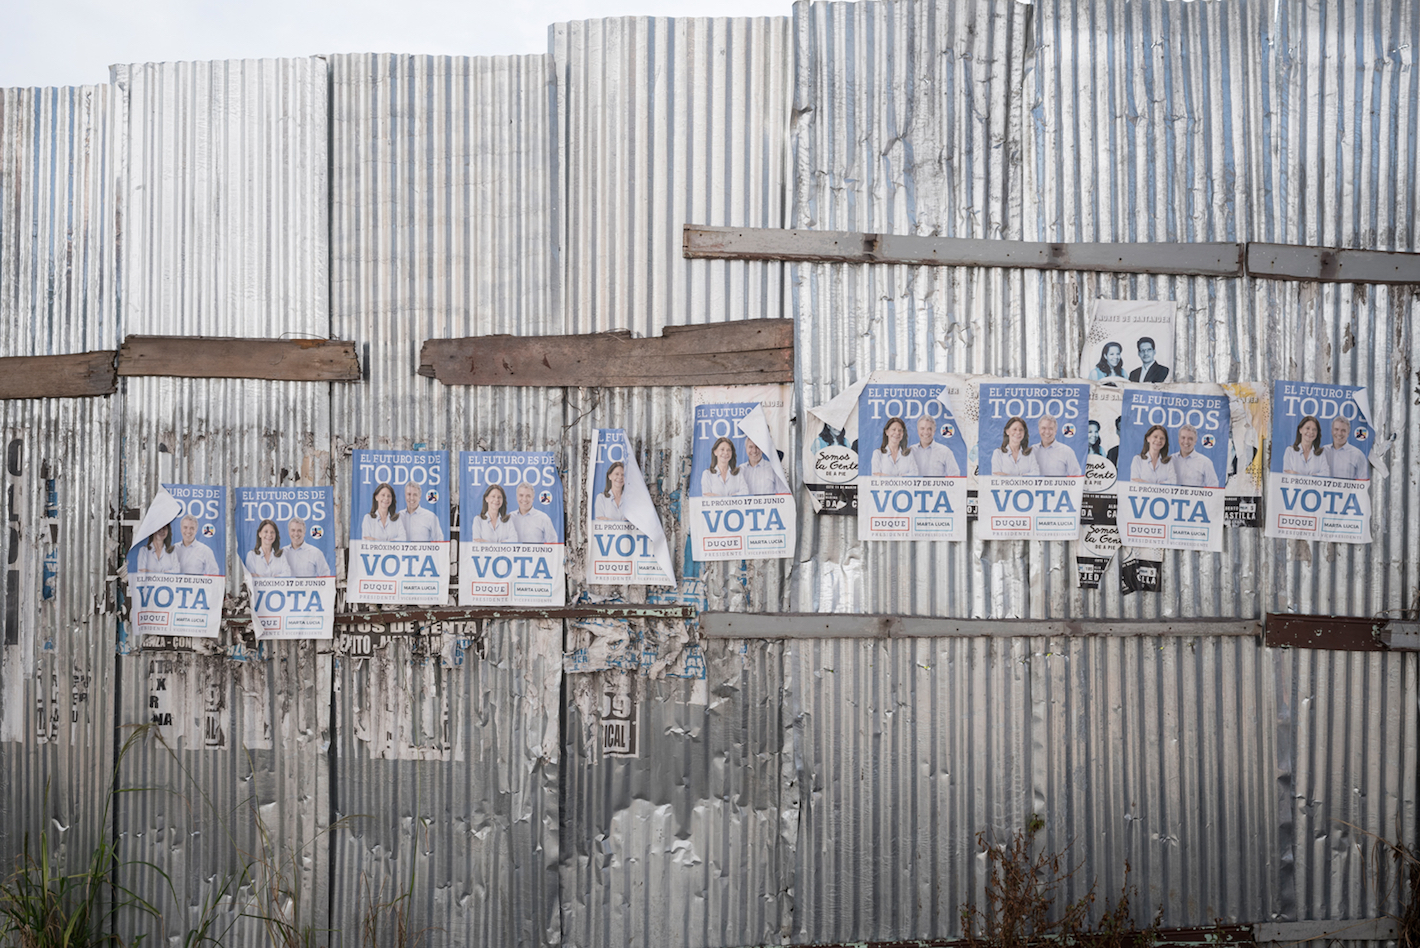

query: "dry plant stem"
(961, 818), (1161, 948)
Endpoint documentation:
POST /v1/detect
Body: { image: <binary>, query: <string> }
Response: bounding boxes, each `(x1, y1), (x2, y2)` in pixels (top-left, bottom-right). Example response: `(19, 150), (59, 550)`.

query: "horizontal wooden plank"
(685, 225), (1244, 277)
(117, 335), (361, 381)
(0, 351), (117, 399)
(700, 613), (1261, 639)
(420, 319), (794, 387)
(1248, 242), (1420, 284)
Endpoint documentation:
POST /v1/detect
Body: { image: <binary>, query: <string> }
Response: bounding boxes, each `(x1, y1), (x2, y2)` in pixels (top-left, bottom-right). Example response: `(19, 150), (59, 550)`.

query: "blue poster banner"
(1116, 386), (1230, 551)
(687, 400), (795, 560)
(459, 452), (566, 606)
(975, 380), (1090, 540)
(587, 429), (675, 585)
(126, 484), (226, 639)
(347, 450), (451, 605)
(235, 486), (336, 639)
(855, 380), (968, 541)
(1265, 380), (1372, 543)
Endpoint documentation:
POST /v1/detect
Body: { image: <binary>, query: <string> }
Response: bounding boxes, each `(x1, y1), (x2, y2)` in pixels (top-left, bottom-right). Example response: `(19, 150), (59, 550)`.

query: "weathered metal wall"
(1, 3), (1417, 948)
(0, 82), (120, 894)
(777, 0), (1417, 944)
(326, 52), (563, 947)
(109, 56), (334, 945)
(1249, 0), (1420, 927)
(551, 17), (799, 948)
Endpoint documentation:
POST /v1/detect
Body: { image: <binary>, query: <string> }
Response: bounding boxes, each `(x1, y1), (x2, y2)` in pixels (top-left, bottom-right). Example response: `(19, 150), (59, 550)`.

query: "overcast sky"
(2, 0), (786, 89)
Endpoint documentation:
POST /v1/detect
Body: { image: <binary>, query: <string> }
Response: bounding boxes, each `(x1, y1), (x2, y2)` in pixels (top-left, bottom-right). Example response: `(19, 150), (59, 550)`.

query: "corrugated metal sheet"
(326, 52), (564, 947)
(1, 3), (1417, 948)
(109, 57), (333, 946)
(552, 19), (796, 948)
(0, 82), (120, 895)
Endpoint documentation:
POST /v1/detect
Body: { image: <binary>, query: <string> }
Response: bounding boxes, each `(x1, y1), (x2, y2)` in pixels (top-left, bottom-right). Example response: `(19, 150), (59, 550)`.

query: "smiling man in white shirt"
(1322, 416), (1368, 480)
(510, 482), (559, 543)
(1031, 415), (1082, 476)
(399, 480), (444, 542)
(283, 518), (332, 577)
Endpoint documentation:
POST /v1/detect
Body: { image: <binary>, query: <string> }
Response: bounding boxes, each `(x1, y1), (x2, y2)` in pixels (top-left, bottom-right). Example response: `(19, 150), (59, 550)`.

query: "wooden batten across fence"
(419, 319), (795, 387)
(118, 335), (361, 382)
(0, 351), (118, 399)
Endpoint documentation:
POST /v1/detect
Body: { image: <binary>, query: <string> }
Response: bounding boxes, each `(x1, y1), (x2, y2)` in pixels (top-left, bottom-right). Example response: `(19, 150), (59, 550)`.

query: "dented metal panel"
(109, 56), (334, 946)
(0, 83), (120, 879)
(325, 52), (564, 946)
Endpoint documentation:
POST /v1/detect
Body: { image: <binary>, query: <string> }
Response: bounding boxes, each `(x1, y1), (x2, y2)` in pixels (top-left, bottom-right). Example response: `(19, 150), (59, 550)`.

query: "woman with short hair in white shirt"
(992, 416), (1039, 477)
(871, 417), (919, 476)
(468, 483), (518, 543)
(1281, 415), (1330, 476)
(700, 437), (748, 496)
(1129, 424), (1179, 485)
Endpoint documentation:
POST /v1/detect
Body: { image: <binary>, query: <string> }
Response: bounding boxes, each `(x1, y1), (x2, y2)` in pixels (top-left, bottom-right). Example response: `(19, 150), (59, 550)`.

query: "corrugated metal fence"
(0, 2), (1415, 947)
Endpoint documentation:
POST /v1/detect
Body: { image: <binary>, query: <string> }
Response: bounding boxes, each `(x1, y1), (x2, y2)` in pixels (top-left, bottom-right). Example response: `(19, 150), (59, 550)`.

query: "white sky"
(1, 0), (787, 89)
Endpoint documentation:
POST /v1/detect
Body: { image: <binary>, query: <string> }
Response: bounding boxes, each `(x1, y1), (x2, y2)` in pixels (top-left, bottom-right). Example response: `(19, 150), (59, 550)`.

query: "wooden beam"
(419, 319), (794, 387)
(0, 351), (117, 399)
(117, 335), (361, 381)
(684, 225), (1244, 277)
(1247, 242), (1420, 284)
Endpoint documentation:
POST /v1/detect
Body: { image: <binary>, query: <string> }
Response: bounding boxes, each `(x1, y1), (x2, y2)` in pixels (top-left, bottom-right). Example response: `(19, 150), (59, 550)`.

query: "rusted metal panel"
(420, 319), (794, 387)
(0, 352), (117, 398)
(1263, 613), (1389, 652)
(116, 335), (360, 381)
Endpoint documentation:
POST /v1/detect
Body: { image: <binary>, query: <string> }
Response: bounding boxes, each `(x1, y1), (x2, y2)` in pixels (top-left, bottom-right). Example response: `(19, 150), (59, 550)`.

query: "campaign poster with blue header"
(1265, 380), (1373, 543)
(347, 450), (451, 605)
(126, 484), (226, 638)
(460, 452), (566, 606)
(1116, 386), (1230, 552)
(688, 393), (795, 561)
(587, 429), (675, 586)
(235, 486), (336, 639)
(856, 380), (968, 541)
(975, 380), (1090, 540)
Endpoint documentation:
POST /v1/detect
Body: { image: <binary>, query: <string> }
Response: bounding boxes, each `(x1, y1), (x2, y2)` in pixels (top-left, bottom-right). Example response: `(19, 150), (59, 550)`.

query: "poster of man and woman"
(1264, 380), (1373, 543)
(347, 451), (451, 605)
(856, 381), (968, 541)
(460, 452), (566, 606)
(126, 484), (226, 638)
(687, 386), (795, 560)
(235, 486), (337, 639)
(586, 428), (675, 585)
(975, 380), (1091, 540)
(1115, 387), (1231, 552)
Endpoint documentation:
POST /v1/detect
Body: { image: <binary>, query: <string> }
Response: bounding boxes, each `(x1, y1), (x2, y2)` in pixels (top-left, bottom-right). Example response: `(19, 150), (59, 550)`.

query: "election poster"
(856, 379), (968, 541)
(347, 451), (451, 605)
(1079, 383), (1124, 528)
(587, 429), (675, 586)
(688, 386), (795, 561)
(1079, 299), (1177, 383)
(1221, 383), (1267, 528)
(1265, 381), (1373, 543)
(975, 380), (1090, 540)
(459, 452), (565, 606)
(803, 381), (866, 515)
(126, 485), (226, 639)
(234, 487), (336, 639)
(1116, 386), (1230, 552)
